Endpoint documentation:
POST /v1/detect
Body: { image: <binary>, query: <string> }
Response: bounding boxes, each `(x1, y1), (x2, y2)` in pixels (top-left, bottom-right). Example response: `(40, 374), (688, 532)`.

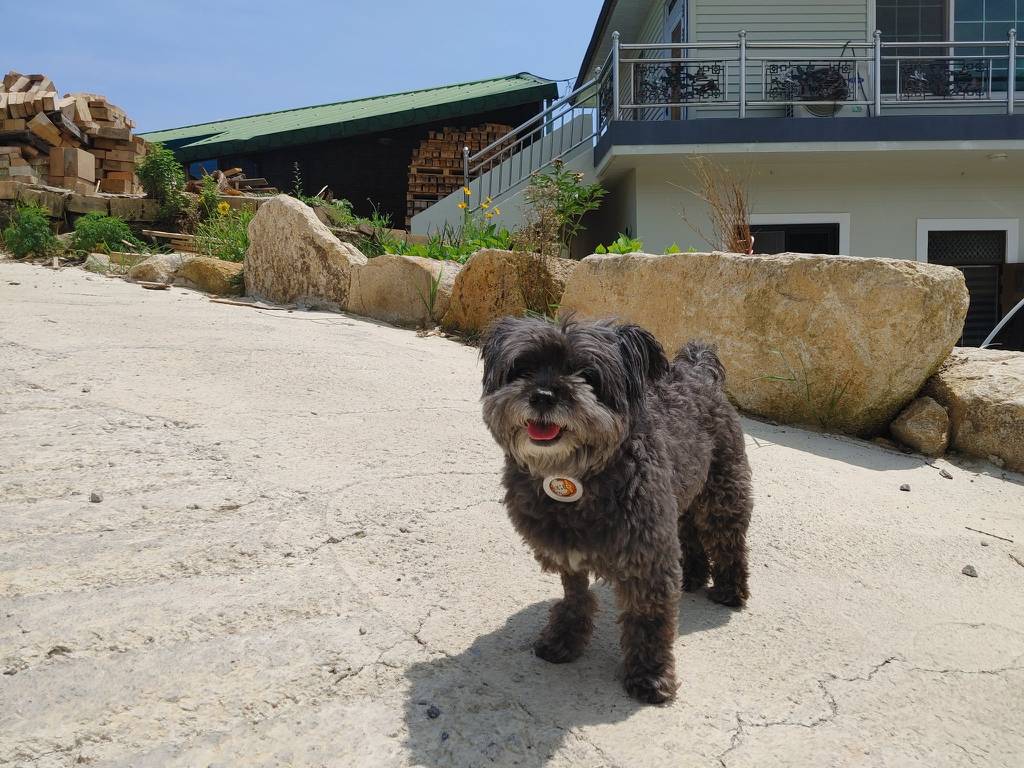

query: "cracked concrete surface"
(2, 260), (1023, 767)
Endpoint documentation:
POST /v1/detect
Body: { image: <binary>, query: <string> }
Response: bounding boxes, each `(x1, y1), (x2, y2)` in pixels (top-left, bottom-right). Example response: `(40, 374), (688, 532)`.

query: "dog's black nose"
(529, 388), (557, 410)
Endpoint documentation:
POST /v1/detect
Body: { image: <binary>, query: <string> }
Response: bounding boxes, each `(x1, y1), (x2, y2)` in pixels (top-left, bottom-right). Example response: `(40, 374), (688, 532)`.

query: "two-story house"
(413, 0), (1024, 349)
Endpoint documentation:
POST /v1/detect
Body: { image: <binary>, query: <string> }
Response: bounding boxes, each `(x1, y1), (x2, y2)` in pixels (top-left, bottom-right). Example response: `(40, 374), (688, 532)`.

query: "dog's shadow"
(403, 586), (732, 767)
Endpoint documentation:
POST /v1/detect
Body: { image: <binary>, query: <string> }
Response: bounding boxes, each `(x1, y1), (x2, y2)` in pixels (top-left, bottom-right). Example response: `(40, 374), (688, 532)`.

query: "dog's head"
(480, 315), (668, 477)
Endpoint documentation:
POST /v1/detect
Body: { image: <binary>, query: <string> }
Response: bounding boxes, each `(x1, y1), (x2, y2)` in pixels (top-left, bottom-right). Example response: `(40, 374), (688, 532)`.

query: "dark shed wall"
(212, 102), (541, 225)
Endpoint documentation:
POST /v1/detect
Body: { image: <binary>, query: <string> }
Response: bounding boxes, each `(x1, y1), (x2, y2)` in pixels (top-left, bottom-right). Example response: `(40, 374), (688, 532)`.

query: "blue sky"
(5, 0), (602, 132)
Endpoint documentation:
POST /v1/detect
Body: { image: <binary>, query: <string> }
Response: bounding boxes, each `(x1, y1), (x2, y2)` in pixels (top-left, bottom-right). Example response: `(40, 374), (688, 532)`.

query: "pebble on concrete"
(89, 490), (103, 503)
(962, 564), (979, 577)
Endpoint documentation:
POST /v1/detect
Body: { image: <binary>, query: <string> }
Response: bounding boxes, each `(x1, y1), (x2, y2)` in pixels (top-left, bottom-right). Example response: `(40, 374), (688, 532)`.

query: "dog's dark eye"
(508, 359), (532, 382)
(579, 367), (601, 392)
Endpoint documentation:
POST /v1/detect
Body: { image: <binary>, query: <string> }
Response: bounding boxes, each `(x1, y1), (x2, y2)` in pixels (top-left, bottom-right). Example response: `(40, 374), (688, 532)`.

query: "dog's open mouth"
(526, 420), (562, 443)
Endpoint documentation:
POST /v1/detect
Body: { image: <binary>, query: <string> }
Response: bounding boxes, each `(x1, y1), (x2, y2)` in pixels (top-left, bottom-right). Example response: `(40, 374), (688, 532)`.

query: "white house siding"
(692, 0), (869, 43)
(613, 149), (1024, 262)
(689, 0), (871, 118)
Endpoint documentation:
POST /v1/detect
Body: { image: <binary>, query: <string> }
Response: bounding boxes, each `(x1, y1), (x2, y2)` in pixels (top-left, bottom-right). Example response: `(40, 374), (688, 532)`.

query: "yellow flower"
(462, 186), (472, 196)
(485, 212), (494, 219)
(457, 201), (468, 210)
(217, 201), (231, 215)
(493, 207), (501, 216)
(481, 202), (489, 209)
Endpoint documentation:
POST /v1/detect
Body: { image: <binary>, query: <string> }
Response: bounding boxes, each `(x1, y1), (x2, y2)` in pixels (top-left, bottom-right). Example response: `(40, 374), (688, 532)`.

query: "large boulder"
(348, 254), (461, 327)
(128, 253), (185, 284)
(245, 195), (367, 310)
(924, 348), (1024, 472)
(177, 256), (243, 296)
(441, 249), (577, 334)
(890, 396), (950, 457)
(560, 252), (968, 435)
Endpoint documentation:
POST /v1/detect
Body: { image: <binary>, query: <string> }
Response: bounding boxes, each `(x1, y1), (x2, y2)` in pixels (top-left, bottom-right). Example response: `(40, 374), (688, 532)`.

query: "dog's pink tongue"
(527, 421), (561, 441)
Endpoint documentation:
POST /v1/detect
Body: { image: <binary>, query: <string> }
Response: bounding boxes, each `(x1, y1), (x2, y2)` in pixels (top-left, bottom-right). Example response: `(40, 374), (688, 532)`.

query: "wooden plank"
(73, 97), (93, 125)
(46, 110), (87, 145)
(27, 112), (62, 145)
(142, 229), (195, 240)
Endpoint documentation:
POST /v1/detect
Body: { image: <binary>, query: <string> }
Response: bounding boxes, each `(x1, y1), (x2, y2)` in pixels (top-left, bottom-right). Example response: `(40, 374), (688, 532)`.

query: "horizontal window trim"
(916, 217), (1021, 263)
(749, 213), (851, 255)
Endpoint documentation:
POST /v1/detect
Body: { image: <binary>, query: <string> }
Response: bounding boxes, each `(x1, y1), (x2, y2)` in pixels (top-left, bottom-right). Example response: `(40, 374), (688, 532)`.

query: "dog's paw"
(534, 634), (586, 664)
(682, 570), (709, 592)
(623, 671), (678, 704)
(707, 584), (747, 608)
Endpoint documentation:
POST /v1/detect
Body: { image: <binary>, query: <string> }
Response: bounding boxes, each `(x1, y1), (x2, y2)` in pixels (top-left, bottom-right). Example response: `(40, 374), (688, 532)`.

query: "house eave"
(594, 114), (1024, 169)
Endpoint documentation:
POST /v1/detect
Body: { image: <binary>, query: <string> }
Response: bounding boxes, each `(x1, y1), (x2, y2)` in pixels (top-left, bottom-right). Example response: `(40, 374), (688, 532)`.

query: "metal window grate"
(926, 229), (1006, 346)
(927, 230), (1006, 265)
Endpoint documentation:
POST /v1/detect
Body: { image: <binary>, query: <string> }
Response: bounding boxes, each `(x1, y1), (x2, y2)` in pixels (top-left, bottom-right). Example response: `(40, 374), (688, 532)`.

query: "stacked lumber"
(0, 71), (146, 194)
(405, 123), (512, 227)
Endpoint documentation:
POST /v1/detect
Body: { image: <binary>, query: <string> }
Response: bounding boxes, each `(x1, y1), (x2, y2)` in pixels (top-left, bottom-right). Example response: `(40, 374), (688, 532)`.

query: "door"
(927, 229), (1005, 346)
(664, 0), (686, 120)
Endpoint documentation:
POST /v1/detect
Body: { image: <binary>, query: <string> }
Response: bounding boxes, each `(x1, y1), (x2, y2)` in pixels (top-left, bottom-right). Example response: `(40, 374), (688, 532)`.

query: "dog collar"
(543, 476), (584, 503)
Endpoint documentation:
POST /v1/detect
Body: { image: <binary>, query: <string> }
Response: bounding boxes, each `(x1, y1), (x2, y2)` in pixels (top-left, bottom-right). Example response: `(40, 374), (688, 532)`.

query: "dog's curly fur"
(480, 315), (752, 704)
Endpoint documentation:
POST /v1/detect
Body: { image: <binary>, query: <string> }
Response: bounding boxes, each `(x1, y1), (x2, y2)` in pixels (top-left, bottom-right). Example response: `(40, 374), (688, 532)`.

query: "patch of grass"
(756, 349), (853, 431)
(1, 204), (58, 259)
(70, 213), (142, 254)
(194, 207), (254, 262)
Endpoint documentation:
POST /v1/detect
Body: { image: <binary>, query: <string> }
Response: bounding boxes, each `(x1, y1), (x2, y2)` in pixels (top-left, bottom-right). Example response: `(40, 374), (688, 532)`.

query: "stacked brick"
(405, 123), (512, 227)
(0, 71), (145, 195)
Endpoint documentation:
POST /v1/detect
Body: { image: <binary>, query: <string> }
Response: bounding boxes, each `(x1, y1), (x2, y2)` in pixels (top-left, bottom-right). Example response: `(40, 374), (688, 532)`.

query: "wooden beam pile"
(0, 71), (146, 195)
(405, 123), (512, 227)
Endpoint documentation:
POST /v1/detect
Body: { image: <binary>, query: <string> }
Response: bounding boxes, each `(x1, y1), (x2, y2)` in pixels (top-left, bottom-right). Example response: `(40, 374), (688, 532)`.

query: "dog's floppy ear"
(480, 316), (518, 393)
(615, 324), (669, 405)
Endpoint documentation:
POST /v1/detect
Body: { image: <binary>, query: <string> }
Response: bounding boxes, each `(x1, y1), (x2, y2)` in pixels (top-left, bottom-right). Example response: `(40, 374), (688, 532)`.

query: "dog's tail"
(674, 341), (726, 388)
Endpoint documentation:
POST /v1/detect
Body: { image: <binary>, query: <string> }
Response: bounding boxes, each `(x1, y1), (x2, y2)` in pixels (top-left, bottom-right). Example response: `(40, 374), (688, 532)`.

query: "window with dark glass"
(877, 0), (950, 92)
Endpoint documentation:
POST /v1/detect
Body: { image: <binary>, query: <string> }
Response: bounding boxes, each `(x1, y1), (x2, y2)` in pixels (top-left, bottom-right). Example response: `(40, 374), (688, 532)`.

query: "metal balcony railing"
(594, 29), (1021, 129)
(461, 30), (1021, 206)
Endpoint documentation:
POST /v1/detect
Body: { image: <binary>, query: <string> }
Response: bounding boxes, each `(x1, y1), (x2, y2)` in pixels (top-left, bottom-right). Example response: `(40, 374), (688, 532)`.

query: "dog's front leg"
(534, 571), (597, 664)
(616, 567), (681, 704)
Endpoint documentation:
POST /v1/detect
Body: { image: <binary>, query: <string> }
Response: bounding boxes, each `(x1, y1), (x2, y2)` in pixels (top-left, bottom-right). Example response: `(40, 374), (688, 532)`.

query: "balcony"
(596, 31), (1024, 129)
(457, 31), (1024, 208)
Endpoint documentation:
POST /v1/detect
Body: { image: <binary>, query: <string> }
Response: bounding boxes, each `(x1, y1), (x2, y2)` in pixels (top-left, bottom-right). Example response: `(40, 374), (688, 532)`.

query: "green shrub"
(70, 212), (141, 253)
(595, 233), (644, 255)
(198, 175), (220, 217)
(514, 160), (606, 257)
(1, 204), (57, 259)
(136, 143), (188, 223)
(194, 207), (254, 262)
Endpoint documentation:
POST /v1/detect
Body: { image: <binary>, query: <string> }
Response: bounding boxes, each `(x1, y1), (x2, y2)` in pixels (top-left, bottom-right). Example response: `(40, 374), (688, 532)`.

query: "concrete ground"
(1, 259), (1023, 768)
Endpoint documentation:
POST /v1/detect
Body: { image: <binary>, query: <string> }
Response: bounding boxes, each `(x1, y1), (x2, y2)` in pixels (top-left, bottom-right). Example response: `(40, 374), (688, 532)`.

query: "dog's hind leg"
(694, 460), (752, 608)
(534, 571), (597, 664)
(678, 510), (710, 592)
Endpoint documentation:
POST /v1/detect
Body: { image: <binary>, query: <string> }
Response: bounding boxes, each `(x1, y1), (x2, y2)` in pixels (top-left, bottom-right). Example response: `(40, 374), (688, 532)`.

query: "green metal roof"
(140, 73), (557, 162)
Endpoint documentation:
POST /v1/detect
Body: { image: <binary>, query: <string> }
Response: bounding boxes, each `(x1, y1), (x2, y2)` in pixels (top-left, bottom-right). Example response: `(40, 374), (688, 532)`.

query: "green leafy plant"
(198, 175), (220, 218)
(393, 210), (514, 263)
(595, 233), (644, 255)
(664, 243), (681, 254)
(1, 204), (57, 259)
(136, 143), (188, 223)
(194, 207), (255, 262)
(514, 159), (606, 257)
(70, 212), (141, 253)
